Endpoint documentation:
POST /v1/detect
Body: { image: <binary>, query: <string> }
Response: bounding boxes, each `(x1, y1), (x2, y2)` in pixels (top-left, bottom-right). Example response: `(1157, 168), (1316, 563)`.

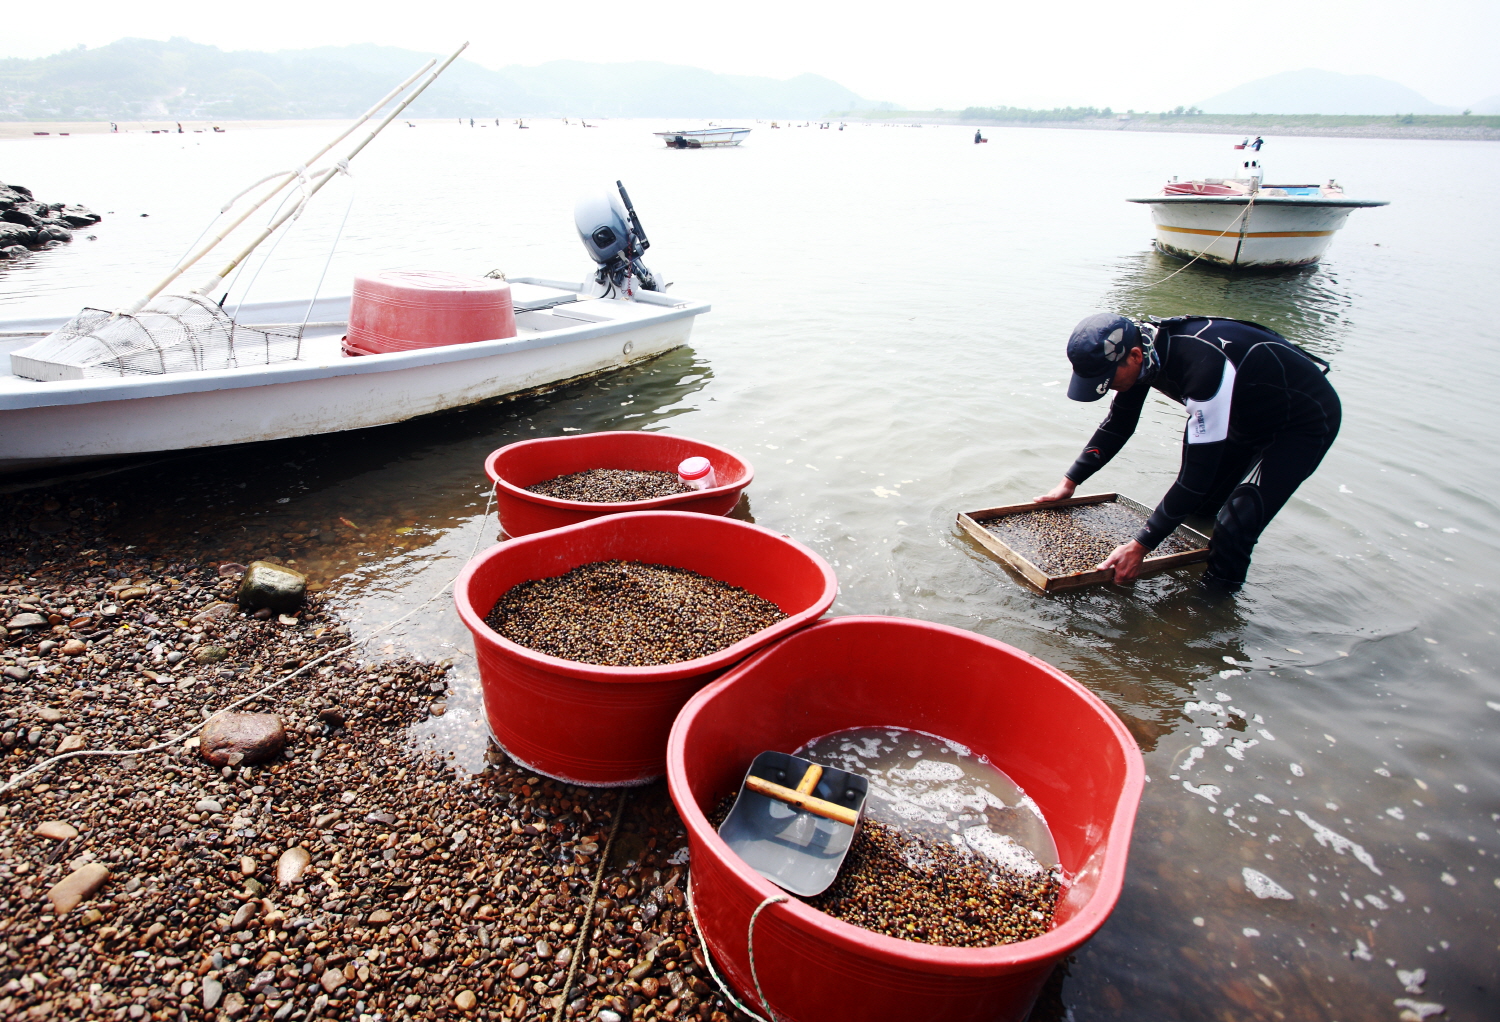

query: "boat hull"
(653, 128), (751, 148)
(1129, 196), (1382, 269)
(0, 283), (707, 475)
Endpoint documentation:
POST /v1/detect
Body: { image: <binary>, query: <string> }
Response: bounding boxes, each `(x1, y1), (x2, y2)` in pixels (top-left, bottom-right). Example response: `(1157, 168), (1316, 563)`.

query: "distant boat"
(1128, 147), (1388, 269)
(654, 127), (751, 149)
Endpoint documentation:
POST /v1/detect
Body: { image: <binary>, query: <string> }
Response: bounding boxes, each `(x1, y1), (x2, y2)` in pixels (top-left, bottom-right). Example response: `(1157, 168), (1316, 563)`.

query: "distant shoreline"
(841, 112), (1500, 143)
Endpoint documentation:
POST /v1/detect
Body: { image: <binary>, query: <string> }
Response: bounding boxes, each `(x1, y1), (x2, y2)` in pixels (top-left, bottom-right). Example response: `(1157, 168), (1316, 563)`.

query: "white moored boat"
(653, 126), (751, 148)
(0, 47), (707, 478)
(1128, 143), (1388, 269)
(0, 281), (708, 476)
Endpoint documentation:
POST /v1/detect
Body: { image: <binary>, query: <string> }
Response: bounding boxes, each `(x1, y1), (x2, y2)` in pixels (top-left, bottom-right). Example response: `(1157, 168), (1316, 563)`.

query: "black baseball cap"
(1066, 313), (1140, 402)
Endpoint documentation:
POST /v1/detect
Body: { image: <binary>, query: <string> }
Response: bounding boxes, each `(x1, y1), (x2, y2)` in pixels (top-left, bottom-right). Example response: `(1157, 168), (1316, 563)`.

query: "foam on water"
(795, 726), (1059, 877)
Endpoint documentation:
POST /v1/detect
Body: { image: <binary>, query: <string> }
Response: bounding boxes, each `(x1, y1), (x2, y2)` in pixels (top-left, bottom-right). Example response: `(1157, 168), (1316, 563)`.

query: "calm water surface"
(3, 120), (1498, 1020)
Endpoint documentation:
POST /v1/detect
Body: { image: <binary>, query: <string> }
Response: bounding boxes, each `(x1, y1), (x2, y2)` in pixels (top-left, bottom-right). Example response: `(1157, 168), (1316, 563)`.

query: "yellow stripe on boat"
(1157, 225), (1335, 238)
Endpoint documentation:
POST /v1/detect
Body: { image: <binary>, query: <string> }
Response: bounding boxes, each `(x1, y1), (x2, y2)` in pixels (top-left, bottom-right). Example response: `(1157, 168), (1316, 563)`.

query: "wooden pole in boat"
(123, 57), (439, 315)
(189, 41), (470, 300)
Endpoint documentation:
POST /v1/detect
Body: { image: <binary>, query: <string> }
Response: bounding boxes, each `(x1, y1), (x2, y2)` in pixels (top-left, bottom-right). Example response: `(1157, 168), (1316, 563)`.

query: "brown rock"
(191, 603), (235, 625)
(200, 712), (286, 766)
(46, 862), (109, 914)
(320, 968), (345, 993)
(57, 735), (86, 753)
(368, 909), (392, 924)
(454, 990), (477, 1010)
(35, 820), (78, 841)
(60, 638), (86, 656)
(237, 561), (306, 613)
(37, 707), (64, 723)
(276, 846), (311, 886)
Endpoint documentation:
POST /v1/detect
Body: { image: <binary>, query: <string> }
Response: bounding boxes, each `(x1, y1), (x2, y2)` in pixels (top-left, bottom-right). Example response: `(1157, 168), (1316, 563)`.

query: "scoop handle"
(745, 776), (859, 827)
(795, 763), (823, 794)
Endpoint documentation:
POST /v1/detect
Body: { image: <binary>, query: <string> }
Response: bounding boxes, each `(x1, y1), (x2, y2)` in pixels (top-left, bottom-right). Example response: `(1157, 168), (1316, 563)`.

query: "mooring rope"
(685, 880), (779, 1022)
(747, 894), (790, 1021)
(551, 787), (631, 1022)
(0, 487), (497, 798)
(1139, 191), (1257, 289)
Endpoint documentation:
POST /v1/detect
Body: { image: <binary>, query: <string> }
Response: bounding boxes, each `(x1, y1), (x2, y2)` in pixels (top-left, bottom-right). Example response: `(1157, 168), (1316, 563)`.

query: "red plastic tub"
(453, 511), (837, 786)
(485, 432), (753, 538)
(343, 269), (515, 356)
(667, 616), (1144, 1022)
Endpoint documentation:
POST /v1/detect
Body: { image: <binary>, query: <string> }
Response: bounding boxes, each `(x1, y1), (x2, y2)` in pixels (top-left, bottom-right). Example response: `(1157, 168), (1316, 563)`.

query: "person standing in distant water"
(1037, 313), (1341, 589)
(176, 122), (183, 133)
(1251, 136), (1264, 151)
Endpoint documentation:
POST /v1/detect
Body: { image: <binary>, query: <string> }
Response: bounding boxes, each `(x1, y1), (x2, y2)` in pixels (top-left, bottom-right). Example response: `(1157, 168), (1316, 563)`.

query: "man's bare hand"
(1034, 477), (1077, 503)
(1099, 539), (1148, 582)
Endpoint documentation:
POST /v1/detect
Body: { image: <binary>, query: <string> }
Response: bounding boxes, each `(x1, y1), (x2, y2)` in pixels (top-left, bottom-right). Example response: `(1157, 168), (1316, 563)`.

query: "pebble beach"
(0, 488), (749, 1022)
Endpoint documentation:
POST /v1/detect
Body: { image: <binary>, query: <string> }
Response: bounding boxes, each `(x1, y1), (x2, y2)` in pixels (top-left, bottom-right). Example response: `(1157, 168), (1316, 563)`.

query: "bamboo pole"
(189, 41), (469, 299)
(123, 57), (439, 315)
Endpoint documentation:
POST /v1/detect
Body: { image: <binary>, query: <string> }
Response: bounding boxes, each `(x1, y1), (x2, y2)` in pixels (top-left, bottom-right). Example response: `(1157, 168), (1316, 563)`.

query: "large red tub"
(344, 269), (515, 356)
(484, 432), (753, 538)
(667, 616), (1144, 1022)
(454, 511), (837, 786)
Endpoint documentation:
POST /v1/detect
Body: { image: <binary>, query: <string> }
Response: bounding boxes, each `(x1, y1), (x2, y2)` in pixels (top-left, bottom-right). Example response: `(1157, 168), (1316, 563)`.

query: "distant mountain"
(1473, 93), (1500, 115)
(0, 38), (881, 121)
(1197, 69), (1457, 115)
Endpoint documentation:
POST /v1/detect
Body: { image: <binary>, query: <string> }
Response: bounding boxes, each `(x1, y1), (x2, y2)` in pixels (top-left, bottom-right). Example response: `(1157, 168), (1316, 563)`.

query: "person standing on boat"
(1036, 313), (1340, 589)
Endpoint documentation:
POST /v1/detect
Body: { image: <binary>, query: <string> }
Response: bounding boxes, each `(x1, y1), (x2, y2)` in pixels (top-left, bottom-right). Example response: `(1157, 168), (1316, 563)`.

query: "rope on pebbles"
(0, 488), (497, 800)
(551, 787), (630, 1022)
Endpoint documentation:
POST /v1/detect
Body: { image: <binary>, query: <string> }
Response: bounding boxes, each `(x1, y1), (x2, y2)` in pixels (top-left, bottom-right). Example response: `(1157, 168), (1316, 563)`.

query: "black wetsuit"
(1065, 317), (1341, 586)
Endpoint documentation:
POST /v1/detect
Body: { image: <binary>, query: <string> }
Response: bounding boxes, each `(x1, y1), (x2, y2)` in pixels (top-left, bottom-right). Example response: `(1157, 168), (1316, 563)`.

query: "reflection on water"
(1106, 249), (1355, 359)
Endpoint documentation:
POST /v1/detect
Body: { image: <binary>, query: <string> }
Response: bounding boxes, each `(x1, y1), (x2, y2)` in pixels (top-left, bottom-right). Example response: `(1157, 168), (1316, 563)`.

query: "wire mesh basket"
(11, 294), (302, 382)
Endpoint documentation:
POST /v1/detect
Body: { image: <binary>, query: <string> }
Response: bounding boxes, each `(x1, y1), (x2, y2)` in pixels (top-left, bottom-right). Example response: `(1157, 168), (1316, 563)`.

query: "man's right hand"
(1034, 477), (1077, 503)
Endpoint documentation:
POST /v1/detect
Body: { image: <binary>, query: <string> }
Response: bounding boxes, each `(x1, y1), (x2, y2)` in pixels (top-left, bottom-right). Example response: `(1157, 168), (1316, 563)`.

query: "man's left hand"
(1099, 540), (1148, 583)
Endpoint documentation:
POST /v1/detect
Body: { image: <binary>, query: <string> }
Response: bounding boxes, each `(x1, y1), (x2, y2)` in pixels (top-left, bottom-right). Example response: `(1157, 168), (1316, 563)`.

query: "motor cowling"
(573, 181), (659, 297)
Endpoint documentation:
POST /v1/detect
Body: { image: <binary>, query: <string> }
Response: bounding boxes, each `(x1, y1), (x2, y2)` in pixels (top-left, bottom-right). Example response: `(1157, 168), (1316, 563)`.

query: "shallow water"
(3, 119), (1498, 1020)
(795, 726), (1059, 878)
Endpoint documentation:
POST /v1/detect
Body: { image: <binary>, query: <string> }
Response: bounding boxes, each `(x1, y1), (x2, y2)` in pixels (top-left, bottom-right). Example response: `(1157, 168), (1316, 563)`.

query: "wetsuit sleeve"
(1137, 361), (1235, 548)
(1065, 384), (1149, 485)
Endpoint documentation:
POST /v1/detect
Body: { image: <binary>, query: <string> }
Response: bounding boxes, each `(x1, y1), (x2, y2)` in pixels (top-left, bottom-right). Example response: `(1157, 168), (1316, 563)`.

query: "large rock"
(37, 224), (72, 244)
(1, 207), (44, 229)
(6, 612), (46, 629)
(0, 223), (37, 247)
(237, 561), (306, 613)
(59, 205), (102, 227)
(47, 862), (109, 914)
(200, 711), (287, 766)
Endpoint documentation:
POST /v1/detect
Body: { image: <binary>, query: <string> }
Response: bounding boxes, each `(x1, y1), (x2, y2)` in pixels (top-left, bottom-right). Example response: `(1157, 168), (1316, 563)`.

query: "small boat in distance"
(1128, 142), (1388, 269)
(654, 126), (751, 148)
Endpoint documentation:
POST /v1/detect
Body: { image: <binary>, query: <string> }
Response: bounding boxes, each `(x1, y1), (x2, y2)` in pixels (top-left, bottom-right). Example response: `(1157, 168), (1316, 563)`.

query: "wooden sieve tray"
(957, 492), (1210, 593)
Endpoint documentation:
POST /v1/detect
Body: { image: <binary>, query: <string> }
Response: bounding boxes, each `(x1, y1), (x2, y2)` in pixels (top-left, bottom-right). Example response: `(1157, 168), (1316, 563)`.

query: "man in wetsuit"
(1036, 313), (1341, 589)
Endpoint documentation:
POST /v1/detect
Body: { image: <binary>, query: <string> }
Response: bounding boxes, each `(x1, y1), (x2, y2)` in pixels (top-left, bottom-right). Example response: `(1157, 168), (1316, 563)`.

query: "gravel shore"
(0, 487), (749, 1022)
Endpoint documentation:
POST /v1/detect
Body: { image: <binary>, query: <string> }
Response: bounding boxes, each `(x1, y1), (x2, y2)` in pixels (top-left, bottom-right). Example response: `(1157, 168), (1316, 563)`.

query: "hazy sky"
(6, 0), (1498, 110)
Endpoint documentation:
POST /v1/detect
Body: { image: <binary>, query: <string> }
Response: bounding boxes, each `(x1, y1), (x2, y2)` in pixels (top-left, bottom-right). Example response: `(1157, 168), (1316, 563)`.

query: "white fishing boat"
(653, 126), (751, 148)
(0, 51), (708, 477)
(0, 283), (707, 476)
(1128, 143), (1388, 269)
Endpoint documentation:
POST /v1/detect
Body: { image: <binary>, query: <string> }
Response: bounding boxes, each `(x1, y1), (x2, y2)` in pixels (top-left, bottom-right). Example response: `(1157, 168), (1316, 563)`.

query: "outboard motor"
(574, 180), (659, 299)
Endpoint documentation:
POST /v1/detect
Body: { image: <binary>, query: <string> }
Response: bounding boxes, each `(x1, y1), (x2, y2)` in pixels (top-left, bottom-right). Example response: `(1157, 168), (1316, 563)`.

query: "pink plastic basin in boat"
(454, 511), (837, 786)
(484, 432), (753, 538)
(667, 616), (1144, 1022)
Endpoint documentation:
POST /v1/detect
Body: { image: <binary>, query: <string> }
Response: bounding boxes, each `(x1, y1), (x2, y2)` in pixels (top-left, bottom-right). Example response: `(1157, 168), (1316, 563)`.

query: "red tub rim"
(453, 511), (838, 684)
(483, 432), (755, 512)
(666, 614), (1145, 973)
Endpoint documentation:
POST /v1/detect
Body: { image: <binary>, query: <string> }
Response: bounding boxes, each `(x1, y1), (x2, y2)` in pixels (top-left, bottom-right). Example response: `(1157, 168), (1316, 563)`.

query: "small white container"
(677, 456), (716, 491)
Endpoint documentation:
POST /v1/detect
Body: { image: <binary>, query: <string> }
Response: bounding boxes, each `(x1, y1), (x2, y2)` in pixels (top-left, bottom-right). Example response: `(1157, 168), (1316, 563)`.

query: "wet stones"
(236, 560), (307, 613)
(199, 711), (287, 766)
(526, 468), (690, 503)
(486, 559), (787, 666)
(803, 821), (1061, 948)
(984, 502), (1199, 577)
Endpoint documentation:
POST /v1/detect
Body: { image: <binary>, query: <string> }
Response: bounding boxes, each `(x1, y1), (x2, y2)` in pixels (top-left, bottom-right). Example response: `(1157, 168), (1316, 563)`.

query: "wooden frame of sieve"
(957, 492), (1211, 593)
